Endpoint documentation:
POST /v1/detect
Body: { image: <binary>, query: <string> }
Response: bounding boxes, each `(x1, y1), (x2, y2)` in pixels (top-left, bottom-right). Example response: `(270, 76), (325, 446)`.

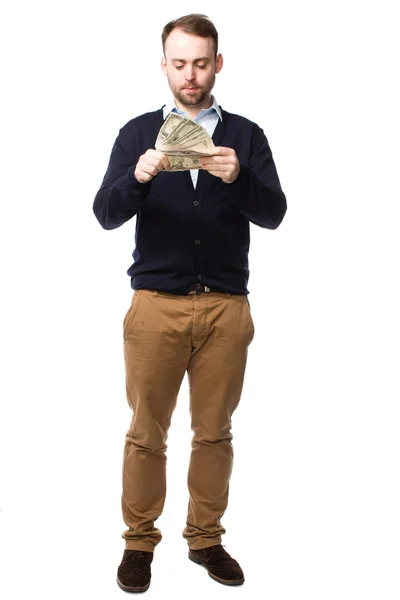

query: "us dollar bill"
(166, 154), (205, 171)
(156, 113), (189, 146)
(155, 112), (216, 171)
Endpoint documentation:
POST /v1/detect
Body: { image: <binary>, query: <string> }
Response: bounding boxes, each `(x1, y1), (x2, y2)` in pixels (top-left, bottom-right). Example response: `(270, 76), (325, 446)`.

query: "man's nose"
(184, 66), (195, 80)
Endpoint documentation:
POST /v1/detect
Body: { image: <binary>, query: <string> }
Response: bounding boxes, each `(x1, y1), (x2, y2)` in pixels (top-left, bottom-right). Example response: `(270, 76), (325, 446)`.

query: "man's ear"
(215, 53), (223, 74)
(161, 56), (167, 75)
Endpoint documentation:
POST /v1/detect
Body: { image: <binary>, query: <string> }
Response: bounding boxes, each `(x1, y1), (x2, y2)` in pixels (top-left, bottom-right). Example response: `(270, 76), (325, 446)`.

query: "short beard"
(169, 73), (216, 107)
(175, 88), (208, 106)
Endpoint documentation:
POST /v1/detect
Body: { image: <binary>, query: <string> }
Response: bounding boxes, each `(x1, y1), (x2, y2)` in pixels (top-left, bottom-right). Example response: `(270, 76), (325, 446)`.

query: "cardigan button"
(193, 200), (199, 206)
(195, 239), (200, 244)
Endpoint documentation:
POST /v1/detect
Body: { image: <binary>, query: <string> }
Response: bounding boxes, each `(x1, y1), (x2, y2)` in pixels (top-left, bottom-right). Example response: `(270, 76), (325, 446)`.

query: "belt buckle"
(188, 284), (211, 294)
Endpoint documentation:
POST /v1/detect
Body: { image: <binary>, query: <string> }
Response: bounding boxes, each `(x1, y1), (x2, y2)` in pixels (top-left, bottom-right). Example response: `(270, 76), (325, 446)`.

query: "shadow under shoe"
(117, 549), (154, 593)
(188, 544), (245, 586)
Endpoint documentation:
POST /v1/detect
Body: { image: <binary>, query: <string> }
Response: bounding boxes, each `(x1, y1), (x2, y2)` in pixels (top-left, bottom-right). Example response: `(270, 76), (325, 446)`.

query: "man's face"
(161, 28), (223, 108)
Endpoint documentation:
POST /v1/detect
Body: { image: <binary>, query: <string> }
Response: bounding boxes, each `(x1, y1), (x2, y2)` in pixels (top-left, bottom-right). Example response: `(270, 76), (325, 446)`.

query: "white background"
(1, 1), (399, 598)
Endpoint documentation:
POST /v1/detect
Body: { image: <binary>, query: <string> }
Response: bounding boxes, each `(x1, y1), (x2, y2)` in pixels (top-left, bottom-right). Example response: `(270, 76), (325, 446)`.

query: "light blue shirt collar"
(162, 94), (222, 121)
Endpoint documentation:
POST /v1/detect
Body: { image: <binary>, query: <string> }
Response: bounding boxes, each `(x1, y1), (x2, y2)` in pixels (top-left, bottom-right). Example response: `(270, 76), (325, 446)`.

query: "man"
(93, 13), (287, 593)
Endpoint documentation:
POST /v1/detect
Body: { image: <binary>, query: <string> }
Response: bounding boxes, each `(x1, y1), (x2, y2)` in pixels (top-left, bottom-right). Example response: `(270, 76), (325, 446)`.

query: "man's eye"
(175, 65), (206, 70)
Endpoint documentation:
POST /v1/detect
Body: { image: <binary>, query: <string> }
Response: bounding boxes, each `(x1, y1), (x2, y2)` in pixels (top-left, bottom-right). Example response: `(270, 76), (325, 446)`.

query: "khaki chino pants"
(121, 288), (255, 551)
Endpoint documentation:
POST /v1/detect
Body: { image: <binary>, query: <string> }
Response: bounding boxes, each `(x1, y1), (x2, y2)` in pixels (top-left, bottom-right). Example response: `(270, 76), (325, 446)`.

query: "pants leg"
(121, 289), (192, 551)
(182, 292), (255, 549)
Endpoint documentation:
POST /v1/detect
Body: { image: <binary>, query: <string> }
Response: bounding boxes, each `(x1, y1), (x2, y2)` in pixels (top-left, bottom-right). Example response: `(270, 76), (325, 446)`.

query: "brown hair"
(161, 14), (218, 58)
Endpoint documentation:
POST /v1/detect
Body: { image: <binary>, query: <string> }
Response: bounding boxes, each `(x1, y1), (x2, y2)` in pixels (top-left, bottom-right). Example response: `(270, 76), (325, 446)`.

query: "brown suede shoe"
(117, 549), (154, 593)
(188, 544), (245, 586)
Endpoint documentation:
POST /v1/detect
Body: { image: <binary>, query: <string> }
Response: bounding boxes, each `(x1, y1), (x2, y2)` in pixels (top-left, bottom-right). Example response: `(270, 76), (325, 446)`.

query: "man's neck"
(173, 95), (213, 120)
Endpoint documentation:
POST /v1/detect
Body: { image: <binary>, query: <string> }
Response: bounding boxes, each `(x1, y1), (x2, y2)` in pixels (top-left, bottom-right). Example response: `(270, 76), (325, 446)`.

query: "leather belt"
(188, 283), (211, 294)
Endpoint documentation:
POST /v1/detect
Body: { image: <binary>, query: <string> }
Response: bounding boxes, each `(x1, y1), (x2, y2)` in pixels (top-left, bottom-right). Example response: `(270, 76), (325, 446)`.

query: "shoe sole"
(188, 552), (245, 586)
(116, 575), (151, 593)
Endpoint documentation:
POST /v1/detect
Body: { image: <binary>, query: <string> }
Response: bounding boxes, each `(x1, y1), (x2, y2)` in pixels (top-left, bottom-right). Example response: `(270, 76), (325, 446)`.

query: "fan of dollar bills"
(155, 112), (216, 171)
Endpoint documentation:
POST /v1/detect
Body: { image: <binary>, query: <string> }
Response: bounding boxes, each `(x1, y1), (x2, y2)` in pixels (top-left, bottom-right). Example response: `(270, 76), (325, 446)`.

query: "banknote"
(167, 154), (205, 171)
(156, 113), (190, 146)
(155, 112), (216, 171)
(156, 113), (210, 147)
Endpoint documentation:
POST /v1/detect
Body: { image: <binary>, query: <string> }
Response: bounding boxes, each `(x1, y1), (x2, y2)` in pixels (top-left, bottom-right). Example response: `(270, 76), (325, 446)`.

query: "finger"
(143, 163), (160, 177)
(210, 146), (232, 156)
(135, 169), (152, 183)
(147, 155), (166, 172)
(202, 165), (228, 173)
(201, 160), (225, 168)
(202, 156), (231, 165)
(150, 150), (170, 171)
(203, 169), (224, 179)
(159, 154), (171, 170)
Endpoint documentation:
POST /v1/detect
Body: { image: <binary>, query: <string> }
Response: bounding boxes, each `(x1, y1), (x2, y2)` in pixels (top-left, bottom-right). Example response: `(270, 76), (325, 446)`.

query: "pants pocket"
(244, 296), (255, 333)
(123, 291), (141, 338)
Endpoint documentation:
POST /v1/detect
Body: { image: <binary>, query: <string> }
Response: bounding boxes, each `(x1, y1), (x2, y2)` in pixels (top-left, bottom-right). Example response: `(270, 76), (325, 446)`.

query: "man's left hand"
(200, 147), (240, 184)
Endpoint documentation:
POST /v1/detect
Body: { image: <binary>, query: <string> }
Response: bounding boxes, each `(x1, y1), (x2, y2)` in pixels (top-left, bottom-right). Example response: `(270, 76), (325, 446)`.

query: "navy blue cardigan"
(93, 105), (287, 295)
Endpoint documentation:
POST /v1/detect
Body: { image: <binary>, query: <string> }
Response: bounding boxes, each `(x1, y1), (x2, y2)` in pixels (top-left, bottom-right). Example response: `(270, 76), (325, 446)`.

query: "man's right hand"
(134, 149), (170, 183)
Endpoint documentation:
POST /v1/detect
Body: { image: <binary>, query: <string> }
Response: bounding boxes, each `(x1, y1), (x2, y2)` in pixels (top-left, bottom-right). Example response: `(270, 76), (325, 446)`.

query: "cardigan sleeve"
(92, 123), (152, 230)
(230, 124), (287, 229)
